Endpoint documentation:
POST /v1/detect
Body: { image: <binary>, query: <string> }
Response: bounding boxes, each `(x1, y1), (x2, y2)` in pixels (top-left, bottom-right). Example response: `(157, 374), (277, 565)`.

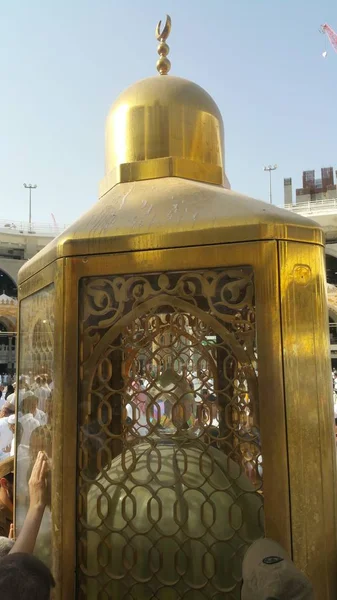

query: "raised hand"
(28, 451), (49, 509)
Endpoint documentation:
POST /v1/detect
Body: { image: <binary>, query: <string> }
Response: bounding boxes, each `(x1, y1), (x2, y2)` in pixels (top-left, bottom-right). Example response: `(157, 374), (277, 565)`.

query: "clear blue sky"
(1, 0), (336, 225)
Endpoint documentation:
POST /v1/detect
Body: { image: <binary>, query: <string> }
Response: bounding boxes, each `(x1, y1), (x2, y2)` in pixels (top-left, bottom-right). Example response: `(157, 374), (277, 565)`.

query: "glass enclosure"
(78, 268), (264, 599)
(15, 285), (54, 567)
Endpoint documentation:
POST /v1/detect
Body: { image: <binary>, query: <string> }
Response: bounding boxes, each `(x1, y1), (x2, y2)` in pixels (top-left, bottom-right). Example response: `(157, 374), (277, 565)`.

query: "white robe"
(0, 416), (13, 453)
(19, 413), (40, 446)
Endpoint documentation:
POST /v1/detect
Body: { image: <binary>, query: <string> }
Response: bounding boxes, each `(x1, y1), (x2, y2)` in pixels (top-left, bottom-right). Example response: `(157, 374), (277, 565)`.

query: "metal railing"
(285, 197), (337, 216)
(0, 219), (69, 236)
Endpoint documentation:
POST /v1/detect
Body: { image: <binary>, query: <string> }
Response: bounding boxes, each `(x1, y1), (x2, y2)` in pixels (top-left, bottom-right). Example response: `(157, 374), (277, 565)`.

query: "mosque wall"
(0, 257), (25, 284)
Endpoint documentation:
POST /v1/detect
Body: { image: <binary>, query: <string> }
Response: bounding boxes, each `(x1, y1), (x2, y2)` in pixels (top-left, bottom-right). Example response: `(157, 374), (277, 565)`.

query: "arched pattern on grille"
(78, 268), (263, 599)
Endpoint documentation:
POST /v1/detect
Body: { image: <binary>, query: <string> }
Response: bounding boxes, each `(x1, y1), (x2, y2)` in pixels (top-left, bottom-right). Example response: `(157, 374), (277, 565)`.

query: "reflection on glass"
(15, 285), (54, 567)
(79, 269), (263, 599)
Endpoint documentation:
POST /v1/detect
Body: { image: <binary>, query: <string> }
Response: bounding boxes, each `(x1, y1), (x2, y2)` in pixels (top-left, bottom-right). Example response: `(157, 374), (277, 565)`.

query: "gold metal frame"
(16, 238), (336, 599)
(279, 241), (337, 595)
(14, 263), (56, 559)
(17, 260), (77, 595)
(99, 157), (224, 196)
(37, 241), (286, 598)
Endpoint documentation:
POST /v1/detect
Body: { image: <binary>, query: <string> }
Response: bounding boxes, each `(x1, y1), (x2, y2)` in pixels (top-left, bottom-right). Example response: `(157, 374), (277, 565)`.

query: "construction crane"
(321, 23), (337, 57)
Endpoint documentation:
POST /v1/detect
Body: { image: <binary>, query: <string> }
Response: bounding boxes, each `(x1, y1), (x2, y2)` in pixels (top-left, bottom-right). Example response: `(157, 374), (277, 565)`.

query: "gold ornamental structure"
(15, 16), (337, 599)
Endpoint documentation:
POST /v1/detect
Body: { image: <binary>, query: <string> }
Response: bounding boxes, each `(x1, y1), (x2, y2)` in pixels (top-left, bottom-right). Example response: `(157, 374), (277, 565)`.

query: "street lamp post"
(263, 165), (277, 205)
(23, 183), (37, 233)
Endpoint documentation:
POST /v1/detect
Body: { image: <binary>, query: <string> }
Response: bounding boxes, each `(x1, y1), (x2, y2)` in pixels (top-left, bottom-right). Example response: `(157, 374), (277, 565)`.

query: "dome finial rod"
(155, 15), (171, 75)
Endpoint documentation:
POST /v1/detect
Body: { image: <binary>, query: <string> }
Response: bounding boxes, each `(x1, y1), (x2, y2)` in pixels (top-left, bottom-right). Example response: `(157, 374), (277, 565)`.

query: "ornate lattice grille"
(78, 268), (264, 599)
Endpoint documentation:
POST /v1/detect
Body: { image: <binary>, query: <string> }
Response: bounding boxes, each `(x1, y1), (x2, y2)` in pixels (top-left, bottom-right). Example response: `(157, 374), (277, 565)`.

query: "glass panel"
(78, 268), (263, 599)
(15, 285), (54, 567)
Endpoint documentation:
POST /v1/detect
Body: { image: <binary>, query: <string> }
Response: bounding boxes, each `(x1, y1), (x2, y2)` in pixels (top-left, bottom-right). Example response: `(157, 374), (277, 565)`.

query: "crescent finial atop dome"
(156, 15), (171, 75)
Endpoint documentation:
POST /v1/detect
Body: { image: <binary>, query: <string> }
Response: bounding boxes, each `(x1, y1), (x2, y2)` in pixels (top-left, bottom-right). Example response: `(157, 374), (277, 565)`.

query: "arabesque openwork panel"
(78, 268), (264, 599)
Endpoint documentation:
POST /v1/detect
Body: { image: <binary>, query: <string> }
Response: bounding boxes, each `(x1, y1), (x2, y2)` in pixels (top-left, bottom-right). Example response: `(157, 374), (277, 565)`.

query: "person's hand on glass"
(8, 523), (14, 539)
(28, 451), (49, 509)
(10, 451), (49, 555)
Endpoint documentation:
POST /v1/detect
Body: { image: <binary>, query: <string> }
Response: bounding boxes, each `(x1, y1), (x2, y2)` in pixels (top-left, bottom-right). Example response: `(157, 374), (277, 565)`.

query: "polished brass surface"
(156, 15), (171, 75)
(16, 260), (78, 600)
(70, 241), (289, 598)
(279, 241), (337, 599)
(102, 75), (227, 190)
(78, 265), (263, 599)
(72, 243), (291, 555)
(100, 156), (225, 192)
(19, 236), (337, 597)
(53, 258), (78, 600)
(18, 262), (56, 300)
(18, 178), (323, 285)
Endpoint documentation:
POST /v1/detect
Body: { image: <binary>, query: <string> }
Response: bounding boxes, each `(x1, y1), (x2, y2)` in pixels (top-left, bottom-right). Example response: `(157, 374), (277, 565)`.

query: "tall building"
(0, 219), (66, 374)
(284, 167), (337, 363)
(285, 166), (337, 205)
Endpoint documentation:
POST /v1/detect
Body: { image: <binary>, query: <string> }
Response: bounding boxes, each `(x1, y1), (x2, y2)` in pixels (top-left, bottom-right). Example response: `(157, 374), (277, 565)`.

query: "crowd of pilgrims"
(0, 368), (264, 487)
(0, 369), (315, 598)
(0, 375), (52, 462)
(125, 371), (218, 433)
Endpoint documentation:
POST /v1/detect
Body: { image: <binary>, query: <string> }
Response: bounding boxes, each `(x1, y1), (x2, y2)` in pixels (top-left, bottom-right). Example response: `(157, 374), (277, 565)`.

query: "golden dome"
(102, 75), (229, 194)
